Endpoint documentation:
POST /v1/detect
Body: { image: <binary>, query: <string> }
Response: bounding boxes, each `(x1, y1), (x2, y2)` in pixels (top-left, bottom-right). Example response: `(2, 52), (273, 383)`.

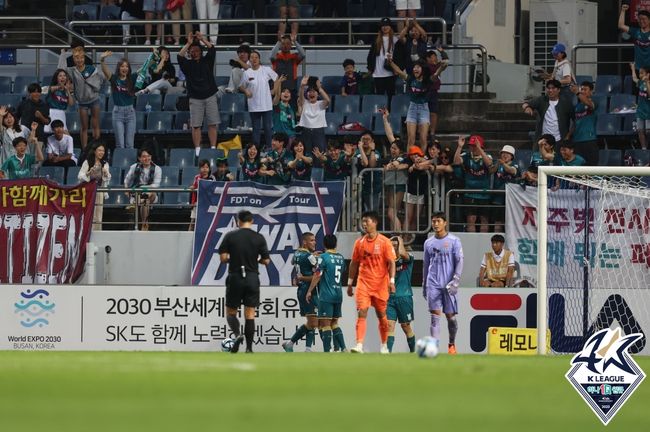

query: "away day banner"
(191, 180), (346, 286)
(0, 178), (96, 284)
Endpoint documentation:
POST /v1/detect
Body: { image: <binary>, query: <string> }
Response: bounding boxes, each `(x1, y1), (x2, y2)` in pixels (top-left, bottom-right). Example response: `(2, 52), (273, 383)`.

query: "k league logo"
(565, 327), (645, 425)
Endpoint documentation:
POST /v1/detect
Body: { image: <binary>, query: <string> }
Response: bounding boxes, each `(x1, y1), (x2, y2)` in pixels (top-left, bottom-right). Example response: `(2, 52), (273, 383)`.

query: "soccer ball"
(221, 338), (235, 352)
(415, 336), (439, 358)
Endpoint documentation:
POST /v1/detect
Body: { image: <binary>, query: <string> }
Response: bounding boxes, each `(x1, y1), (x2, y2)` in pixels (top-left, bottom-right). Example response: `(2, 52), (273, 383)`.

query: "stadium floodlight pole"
(536, 165), (650, 355)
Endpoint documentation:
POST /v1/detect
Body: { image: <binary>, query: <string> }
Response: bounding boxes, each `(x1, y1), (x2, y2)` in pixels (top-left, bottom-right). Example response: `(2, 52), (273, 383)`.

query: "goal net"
(536, 166), (650, 355)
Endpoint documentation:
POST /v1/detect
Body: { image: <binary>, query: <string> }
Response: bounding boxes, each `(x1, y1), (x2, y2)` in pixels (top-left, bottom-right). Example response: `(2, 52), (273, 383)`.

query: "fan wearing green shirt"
(0, 125), (44, 180)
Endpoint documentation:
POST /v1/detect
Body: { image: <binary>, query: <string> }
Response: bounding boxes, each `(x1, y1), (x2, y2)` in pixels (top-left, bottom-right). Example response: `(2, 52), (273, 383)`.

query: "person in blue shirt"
(569, 80), (599, 165)
(453, 134), (493, 233)
(619, 4), (650, 71)
(100, 51), (137, 149)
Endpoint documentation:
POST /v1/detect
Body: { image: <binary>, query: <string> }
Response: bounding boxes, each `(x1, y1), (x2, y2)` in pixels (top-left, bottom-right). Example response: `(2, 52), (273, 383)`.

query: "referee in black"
(219, 210), (271, 353)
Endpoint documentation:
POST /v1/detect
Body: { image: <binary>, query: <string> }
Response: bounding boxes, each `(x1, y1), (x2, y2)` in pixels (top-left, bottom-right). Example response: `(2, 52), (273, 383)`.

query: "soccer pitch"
(0, 352), (647, 431)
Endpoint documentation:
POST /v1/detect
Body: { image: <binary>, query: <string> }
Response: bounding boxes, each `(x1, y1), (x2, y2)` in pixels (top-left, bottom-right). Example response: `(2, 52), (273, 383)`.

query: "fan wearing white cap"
(489, 145), (520, 233)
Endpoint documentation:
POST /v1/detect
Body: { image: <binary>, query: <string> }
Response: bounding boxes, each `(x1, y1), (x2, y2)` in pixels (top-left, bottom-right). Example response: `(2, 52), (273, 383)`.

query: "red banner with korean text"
(0, 178), (96, 284)
(630, 0), (650, 23)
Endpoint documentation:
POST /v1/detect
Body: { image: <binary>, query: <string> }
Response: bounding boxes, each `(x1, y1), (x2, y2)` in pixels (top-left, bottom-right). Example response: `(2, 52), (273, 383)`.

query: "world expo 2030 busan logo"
(566, 327), (646, 425)
(14, 288), (56, 328)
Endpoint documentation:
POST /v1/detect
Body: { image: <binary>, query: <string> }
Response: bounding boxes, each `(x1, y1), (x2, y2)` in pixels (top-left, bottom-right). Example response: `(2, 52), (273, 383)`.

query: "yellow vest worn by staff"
(484, 250), (513, 284)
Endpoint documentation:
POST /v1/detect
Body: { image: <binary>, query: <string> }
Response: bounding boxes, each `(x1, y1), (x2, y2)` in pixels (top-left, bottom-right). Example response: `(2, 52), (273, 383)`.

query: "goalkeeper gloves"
(446, 274), (461, 296)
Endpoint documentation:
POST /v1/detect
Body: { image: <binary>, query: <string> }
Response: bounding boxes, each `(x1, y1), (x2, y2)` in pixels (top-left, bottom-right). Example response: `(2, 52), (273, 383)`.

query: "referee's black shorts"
(225, 272), (261, 309)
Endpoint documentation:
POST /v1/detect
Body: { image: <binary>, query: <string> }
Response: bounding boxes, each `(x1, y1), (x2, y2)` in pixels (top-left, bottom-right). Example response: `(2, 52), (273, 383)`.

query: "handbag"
(166, 0), (185, 12)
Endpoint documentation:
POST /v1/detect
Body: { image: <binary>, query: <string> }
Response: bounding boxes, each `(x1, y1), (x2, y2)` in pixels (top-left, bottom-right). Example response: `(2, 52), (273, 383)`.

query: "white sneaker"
(144, 39), (151, 46)
(305, 346), (313, 353)
(380, 344), (390, 354)
(154, 39), (161, 46)
(350, 343), (364, 353)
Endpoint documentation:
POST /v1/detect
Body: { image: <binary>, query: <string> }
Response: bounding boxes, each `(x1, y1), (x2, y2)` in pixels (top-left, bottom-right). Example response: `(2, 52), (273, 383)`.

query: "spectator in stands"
(189, 159), (216, 230)
(195, 0), (220, 44)
(287, 138), (313, 180)
(100, 51), (137, 150)
(367, 18), (403, 99)
(387, 58), (431, 150)
(136, 46), (177, 95)
(522, 79), (574, 148)
(403, 145), (428, 241)
(271, 34), (305, 96)
(0, 134), (44, 180)
(312, 140), (354, 181)
(453, 135), (493, 233)
(569, 80), (599, 165)
(219, 44), (251, 96)
(619, 4), (650, 70)
(381, 108), (407, 231)
(58, 46), (105, 150)
(355, 130), (382, 212)
(521, 134), (556, 186)
(340, 59), (363, 96)
(553, 141), (585, 191)
(478, 234), (515, 287)
(124, 148), (162, 231)
(296, 75), (330, 153)
(417, 140), (455, 196)
(0, 107), (35, 166)
(540, 43), (574, 97)
(170, 0), (194, 46)
(42, 120), (76, 172)
(489, 145), (519, 233)
(240, 50), (278, 152)
(396, 1), (421, 33)
(78, 142), (111, 230)
(630, 63), (650, 150)
(213, 157), (235, 181)
(44, 69), (74, 133)
(119, 0), (145, 45)
(276, 0), (300, 42)
(142, 0), (165, 46)
(178, 31), (220, 156)
(272, 75), (297, 141)
(239, 143), (263, 182)
(439, 144), (465, 231)
(425, 49), (448, 140)
(260, 132), (291, 185)
(397, 18), (428, 73)
(16, 83), (50, 145)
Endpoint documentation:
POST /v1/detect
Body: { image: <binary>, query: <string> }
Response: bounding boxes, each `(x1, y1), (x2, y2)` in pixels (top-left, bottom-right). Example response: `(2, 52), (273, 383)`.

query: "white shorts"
(404, 192), (424, 205)
(396, 0), (421, 10)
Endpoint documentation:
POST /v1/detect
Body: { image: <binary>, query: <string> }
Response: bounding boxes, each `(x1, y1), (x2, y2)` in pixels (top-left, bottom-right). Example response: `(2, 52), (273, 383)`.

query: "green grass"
(0, 352), (647, 431)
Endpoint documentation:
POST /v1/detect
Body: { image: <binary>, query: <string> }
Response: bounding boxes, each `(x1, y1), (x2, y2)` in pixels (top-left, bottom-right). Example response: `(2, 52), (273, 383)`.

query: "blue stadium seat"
(104, 189), (129, 207)
(321, 76), (342, 95)
(324, 112), (345, 136)
(220, 93), (246, 113)
(66, 111), (81, 134)
(596, 114), (621, 137)
(575, 75), (593, 85)
(623, 75), (634, 94)
(217, 113), (232, 132)
(609, 93), (636, 113)
(215, 76), (229, 88)
(135, 111), (146, 131)
(13, 76), (38, 95)
(182, 166), (199, 187)
(227, 149), (241, 167)
(72, 4), (99, 21)
(619, 113), (636, 136)
(136, 94), (162, 112)
(395, 77), (406, 94)
(341, 113), (372, 135)
(624, 149), (650, 166)
(390, 94), (410, 117)
(173, 111), (191, 131)
(592, 94), (608, 114)
(160, 165), (181, 205)
(108, 166), (122, 186)
(361, 95), (388, 114)
(100, 112), (113, 134)
(99, 4), (121, 20)
(0, 76), (11, 93)
(514, 149), (533, 172)
(595, 75), (622, 95)
(198, 148), (226, 169)
(141, 111), (174, 134)
(598, 149), (622, 166)
(219, 4), (233, 19)
(0, 93), (21, 109)
(162, 93), (181, 111)
(333, 95), (360, 114)
(311, 167), (324, 181)
(372, 113), (402, 137)
(38, 166), (65, 184)
(169, 148), (196, 169)
(229, 112), (251, 133)
(65, 166), (81, 185)
(112, 148), (137, 170)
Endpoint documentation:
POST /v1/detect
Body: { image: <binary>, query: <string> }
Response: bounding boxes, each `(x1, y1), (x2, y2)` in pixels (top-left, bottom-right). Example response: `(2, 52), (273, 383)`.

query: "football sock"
(430, 314), (441, 339)
(306, 329), (315, 348)
(331, 325), (341, 351)
(290, 324), (309, 343)
(355, 317), (367, 344)
(407, 335), (416, 353)
(321, 326), (332, 352)
(387, 334), (395, 352)
(244, 319), (255, 351)
(226, 315), (240, 337)
(378, 315), (390, 344)
(332, 326), (346, 350)
(448, 316), (458, 345)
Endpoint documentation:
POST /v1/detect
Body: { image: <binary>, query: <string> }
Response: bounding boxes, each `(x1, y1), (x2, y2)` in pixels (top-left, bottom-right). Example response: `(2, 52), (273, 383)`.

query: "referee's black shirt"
(218, 228), (270, 274)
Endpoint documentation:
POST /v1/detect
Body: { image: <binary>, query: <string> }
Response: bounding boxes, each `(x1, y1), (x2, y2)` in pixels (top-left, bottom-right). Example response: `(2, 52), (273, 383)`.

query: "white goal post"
(537, 166), (650, 355)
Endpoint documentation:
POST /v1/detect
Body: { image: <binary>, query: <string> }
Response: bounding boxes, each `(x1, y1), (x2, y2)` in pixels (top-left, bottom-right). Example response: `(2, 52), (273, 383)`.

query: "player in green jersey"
(387, 235), (416, 352)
